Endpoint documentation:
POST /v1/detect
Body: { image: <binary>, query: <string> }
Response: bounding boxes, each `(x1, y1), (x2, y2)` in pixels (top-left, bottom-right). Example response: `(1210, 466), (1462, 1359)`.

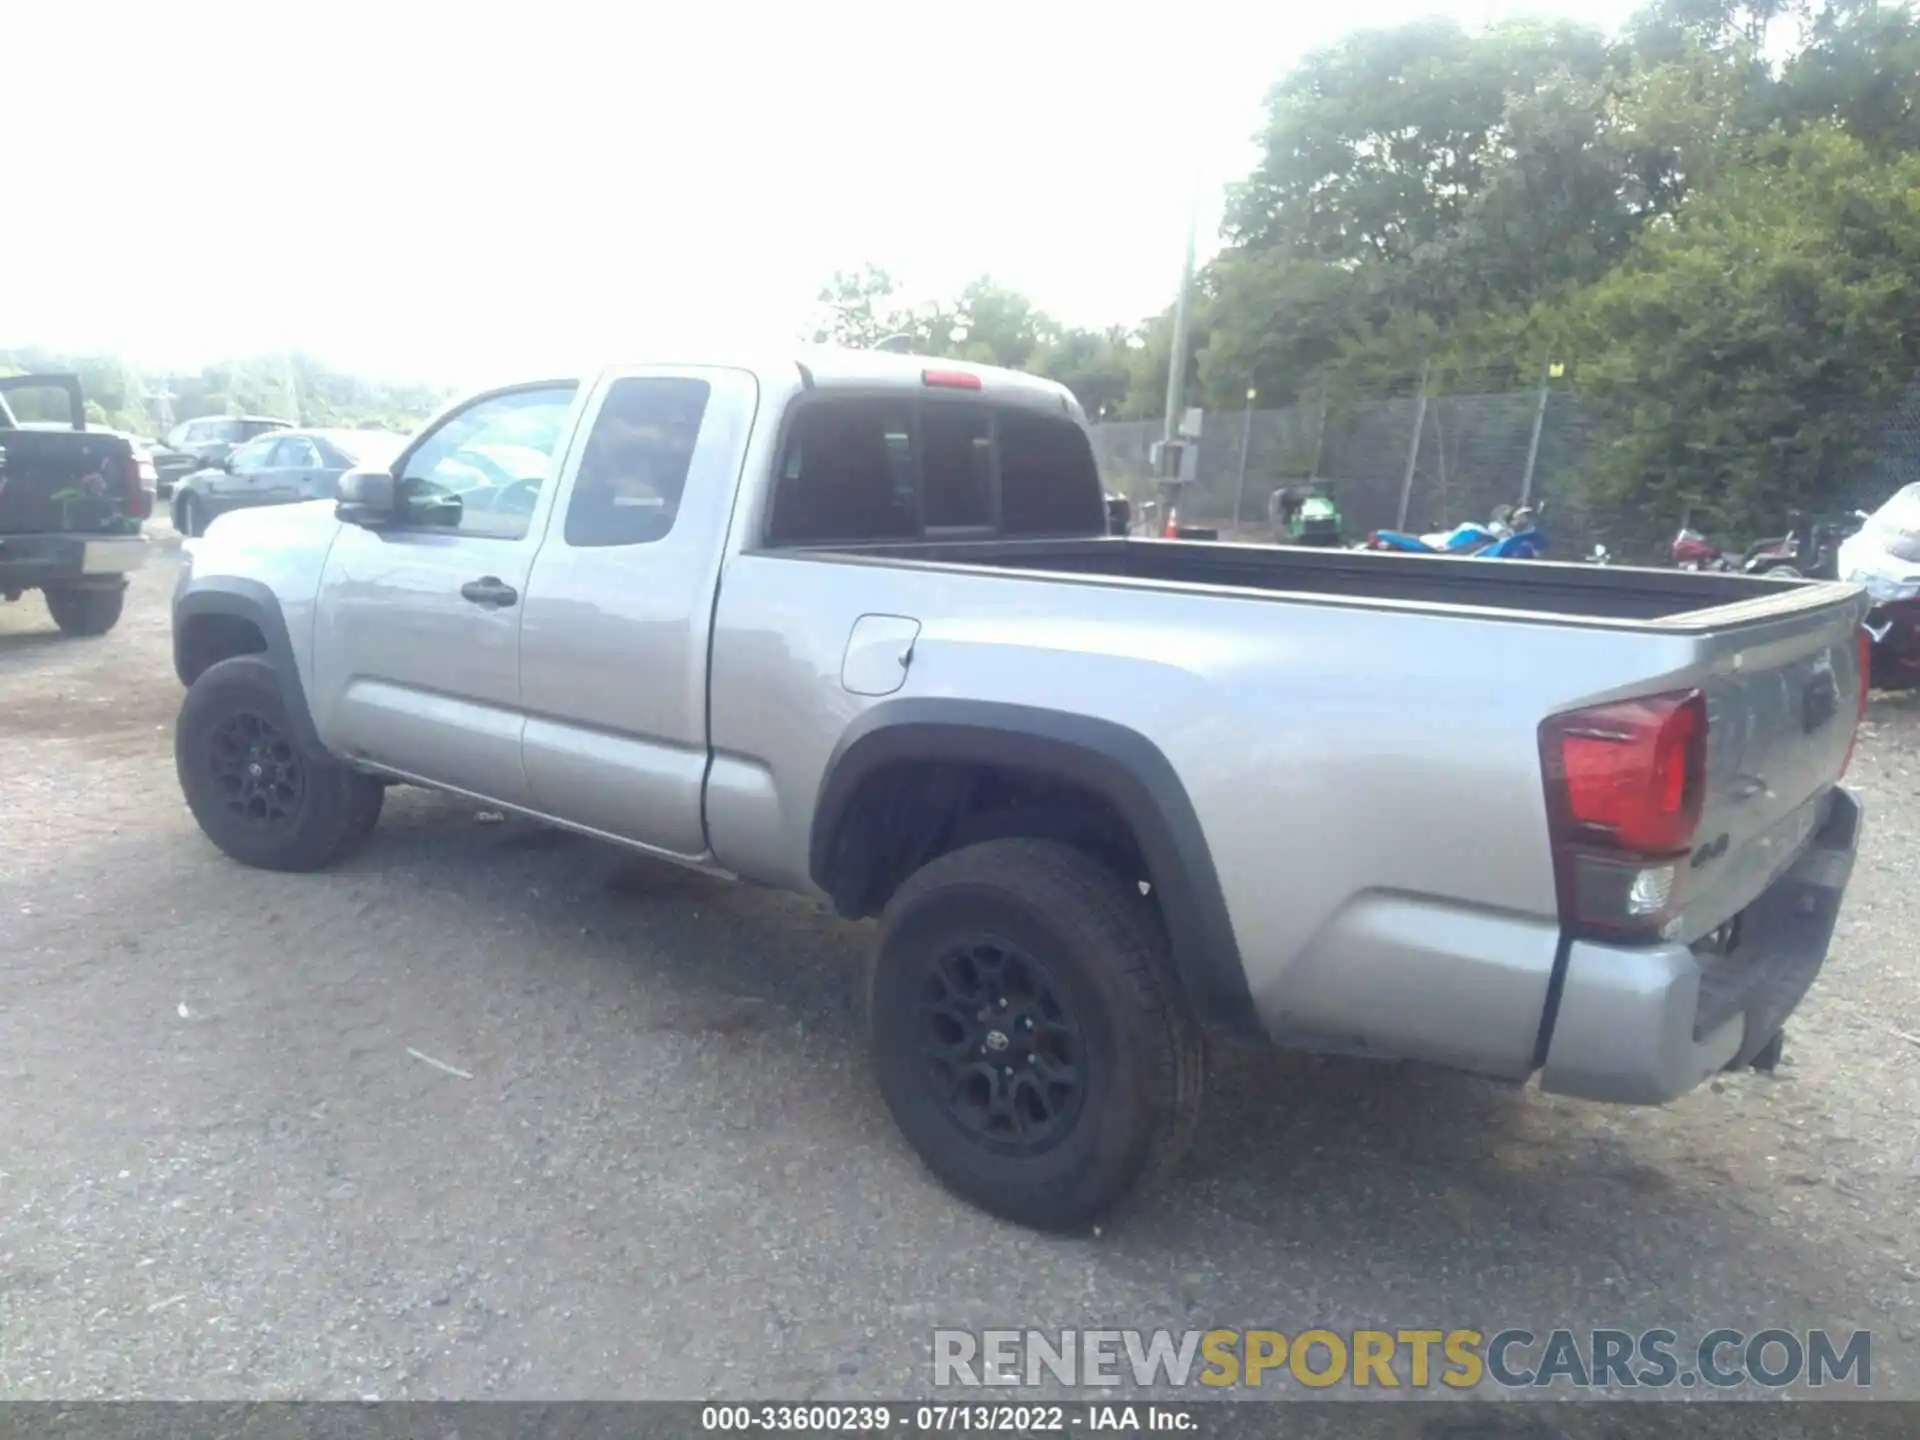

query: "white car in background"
(1838, 481), (1920, 688)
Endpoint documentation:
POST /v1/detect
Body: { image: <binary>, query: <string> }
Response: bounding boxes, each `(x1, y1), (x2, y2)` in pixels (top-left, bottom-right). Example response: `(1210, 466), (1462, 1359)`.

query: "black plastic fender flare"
(811, 698), (1259, 1035)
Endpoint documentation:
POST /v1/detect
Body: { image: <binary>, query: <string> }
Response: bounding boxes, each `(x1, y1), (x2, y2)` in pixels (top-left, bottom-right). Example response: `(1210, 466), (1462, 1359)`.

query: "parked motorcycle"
(1672, 509), (1794, 574)
(1672, 508), (1867, 579)
(1365, 502), (1547, 560)
(1837, 484), (1920, 689)
(1805, 511), (1871, 579)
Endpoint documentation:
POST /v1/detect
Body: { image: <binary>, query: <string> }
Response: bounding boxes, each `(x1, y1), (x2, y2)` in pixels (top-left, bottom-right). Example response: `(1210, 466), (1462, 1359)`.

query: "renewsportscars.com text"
(933, 1327), (1871, 1391)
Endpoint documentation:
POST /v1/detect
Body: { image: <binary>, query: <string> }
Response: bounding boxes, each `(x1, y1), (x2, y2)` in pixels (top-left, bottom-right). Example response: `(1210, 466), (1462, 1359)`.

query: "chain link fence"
(1090, 382), (1605, 554)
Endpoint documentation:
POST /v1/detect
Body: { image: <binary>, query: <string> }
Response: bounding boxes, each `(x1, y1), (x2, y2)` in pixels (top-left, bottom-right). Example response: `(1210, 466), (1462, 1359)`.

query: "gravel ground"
(3, 540), (1920, 1404)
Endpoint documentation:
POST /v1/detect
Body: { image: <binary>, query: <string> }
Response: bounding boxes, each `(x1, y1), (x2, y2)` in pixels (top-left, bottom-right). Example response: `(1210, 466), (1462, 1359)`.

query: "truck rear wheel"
(869, 838), (1204, 1232)
(176, 656), (385, 872)
(43, 583), (126, 637)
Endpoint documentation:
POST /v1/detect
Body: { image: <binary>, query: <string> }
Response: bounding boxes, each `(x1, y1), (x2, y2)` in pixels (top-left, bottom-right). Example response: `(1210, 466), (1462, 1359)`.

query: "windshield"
(326, 430), (409, 469)
(1864, 483), (1920, 563)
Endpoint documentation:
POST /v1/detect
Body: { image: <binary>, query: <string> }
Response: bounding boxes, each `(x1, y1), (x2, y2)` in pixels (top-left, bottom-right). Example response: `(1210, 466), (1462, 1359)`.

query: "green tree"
(1573, 122), (1920, 541)
(1779, 0), (1920, 156)
(1, 347), (450, 437)
(1032, 326), (1137, 420)
(824, 0), (1920, 546)
(802, 267), (1152, 418)
(1226, 17), (1615, 274)
(1192, 253), (1360, 410)
(808, 265), (914, 349)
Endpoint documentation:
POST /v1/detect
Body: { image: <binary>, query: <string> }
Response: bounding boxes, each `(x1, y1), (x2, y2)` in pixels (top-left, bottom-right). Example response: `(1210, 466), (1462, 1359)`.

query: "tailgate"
(0, 429), (139, 536)
(1673, 591), (1867, 945)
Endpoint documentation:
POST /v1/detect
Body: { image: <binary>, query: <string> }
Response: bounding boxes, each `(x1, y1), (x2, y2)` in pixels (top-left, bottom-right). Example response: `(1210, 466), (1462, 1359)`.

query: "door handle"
(460, 576), (519, 608)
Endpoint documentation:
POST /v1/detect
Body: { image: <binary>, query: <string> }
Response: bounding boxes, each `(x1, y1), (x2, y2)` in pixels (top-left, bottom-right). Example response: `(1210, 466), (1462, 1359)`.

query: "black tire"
(43, 584), (126, 637)
(869, 838), (1204, 1232)
(175, 493), (202, 537)
(175, 655), (384, 872)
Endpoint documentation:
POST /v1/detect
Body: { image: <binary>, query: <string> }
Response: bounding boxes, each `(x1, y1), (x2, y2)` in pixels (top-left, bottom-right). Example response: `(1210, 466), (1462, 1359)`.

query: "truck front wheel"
(175, 656), (385, 872)
(869, 838), (1205, 1232)
(43, 583), (126, 637)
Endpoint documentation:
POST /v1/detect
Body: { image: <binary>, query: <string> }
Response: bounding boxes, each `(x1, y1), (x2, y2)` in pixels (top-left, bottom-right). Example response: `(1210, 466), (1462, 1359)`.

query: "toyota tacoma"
(170, 351), (1870, 1230)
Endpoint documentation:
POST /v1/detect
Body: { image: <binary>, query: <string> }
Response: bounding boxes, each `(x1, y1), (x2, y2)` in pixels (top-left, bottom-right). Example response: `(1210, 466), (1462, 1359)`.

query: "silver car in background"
(169, 428), (409, 537)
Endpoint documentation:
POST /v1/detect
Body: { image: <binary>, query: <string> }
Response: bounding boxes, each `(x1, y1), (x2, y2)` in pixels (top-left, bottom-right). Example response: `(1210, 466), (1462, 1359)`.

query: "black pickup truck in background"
(0, 373), (152, 636)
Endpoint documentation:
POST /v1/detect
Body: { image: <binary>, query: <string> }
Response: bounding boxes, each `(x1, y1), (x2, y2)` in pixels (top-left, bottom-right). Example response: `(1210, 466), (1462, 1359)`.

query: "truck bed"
(825, 534), (1856, 629)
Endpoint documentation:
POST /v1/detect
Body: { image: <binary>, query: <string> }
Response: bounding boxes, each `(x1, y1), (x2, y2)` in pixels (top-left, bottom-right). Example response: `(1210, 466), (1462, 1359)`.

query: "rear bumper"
(0, 532), (148, 591)
(1538, 787), (1862, 1105)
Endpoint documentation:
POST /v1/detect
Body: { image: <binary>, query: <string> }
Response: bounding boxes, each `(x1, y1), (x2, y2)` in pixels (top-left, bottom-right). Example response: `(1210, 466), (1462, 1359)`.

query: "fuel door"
(841, 614), (921, 697)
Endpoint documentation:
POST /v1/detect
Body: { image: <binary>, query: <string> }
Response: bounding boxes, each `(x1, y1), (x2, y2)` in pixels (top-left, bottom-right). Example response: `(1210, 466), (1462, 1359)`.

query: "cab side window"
(269, 437), (321, 468)
(393, 384), (577, 540)
(227, 436), (278, 474)
(562, 377), (712, 548)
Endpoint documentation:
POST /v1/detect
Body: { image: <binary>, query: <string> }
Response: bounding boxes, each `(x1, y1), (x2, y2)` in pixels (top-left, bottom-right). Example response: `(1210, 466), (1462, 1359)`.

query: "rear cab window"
(765, 394), (1104, 546)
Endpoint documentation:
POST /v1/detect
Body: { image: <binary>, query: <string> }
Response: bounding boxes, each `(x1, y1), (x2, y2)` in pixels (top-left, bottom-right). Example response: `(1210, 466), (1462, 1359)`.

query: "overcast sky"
(8, 0), (1643, 386)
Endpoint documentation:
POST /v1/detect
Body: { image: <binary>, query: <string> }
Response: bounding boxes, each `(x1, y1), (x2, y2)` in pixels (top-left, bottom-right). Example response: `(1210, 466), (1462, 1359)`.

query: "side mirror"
(336, 468), (397, 527)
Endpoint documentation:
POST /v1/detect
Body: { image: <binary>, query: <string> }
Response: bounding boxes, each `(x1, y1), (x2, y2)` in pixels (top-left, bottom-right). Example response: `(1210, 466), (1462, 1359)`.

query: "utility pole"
(1518, 348), (1552, 506)
(1162, 176), (1202, 449)
(1395, 358), (1432, 531)
(283, 350), (302, 425)
(1307, 385), (1329, 481)
(1231, 387), (1256, 536)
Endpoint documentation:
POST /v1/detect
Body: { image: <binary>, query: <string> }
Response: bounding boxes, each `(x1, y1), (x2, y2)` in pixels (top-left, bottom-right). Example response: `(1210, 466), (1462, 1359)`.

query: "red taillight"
(922, 368), (982, 390)
(1548, 691), (1706, 852)
(1540, 690), (1708, 941)
(119, 454), (152, 520)
(1842, 626), (1871, 777)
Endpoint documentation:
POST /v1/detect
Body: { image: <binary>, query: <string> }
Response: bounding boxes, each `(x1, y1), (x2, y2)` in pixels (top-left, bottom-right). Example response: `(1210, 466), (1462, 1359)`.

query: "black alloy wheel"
(918, 936), (1087, 1156)
(206, 712), (306, 831)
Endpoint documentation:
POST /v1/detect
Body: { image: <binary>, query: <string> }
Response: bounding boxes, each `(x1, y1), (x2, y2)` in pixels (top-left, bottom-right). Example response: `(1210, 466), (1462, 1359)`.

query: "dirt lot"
(4, 544), (1920, 1402)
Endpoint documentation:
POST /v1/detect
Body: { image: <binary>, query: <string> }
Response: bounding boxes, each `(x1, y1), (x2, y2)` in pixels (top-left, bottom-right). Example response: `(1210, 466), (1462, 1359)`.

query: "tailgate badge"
(1690, 832), (1731, 870)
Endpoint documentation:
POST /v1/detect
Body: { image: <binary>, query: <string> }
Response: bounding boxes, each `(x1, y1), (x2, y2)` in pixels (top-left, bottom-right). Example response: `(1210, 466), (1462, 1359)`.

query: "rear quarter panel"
(707, 547), (1746, 1076)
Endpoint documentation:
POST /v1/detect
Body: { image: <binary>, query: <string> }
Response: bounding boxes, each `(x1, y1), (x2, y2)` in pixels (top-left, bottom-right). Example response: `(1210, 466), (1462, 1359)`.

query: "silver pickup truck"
(170, 351), (1870, 1231)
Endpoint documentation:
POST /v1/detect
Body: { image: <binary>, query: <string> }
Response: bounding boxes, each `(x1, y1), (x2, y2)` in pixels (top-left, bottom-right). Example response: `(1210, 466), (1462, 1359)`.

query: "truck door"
(307, 382), (582, 806)
(517, 365), (759, 859)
